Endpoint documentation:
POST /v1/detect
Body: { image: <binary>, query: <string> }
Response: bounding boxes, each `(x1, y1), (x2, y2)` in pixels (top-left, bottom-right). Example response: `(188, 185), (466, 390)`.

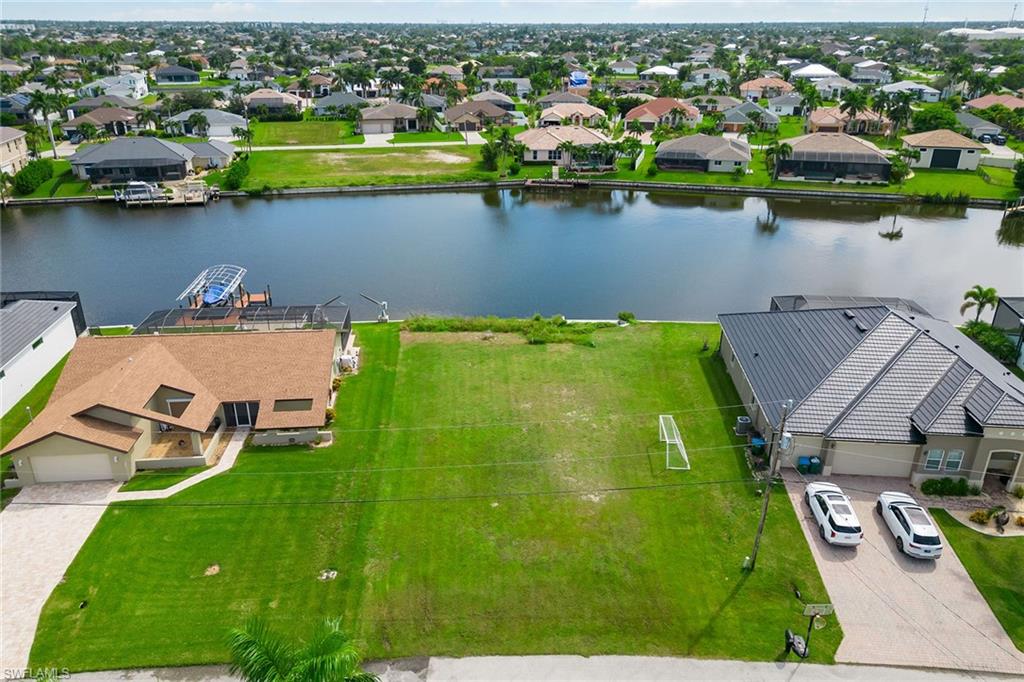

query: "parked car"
(979, 133), (993, 144)
(875, 492), (943, 559)
(805, 482), (863, 546)
(993, 134), (1007, 145)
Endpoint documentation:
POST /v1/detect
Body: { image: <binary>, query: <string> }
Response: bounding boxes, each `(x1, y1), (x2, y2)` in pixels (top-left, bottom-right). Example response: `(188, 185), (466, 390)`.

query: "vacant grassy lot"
(933, 510), (1024, 651)
(31, 323), (839, 671)
(250, 120), (363, 146)
(389, 131), (465, 144)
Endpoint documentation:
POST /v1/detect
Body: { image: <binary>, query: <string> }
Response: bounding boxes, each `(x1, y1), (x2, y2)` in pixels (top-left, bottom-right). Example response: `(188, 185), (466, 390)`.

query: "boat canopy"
(177, 264), (247, 306)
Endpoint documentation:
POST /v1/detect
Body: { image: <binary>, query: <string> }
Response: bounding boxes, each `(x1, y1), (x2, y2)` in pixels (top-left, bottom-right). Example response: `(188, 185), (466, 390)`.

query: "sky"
(2, 0), (1021, 25)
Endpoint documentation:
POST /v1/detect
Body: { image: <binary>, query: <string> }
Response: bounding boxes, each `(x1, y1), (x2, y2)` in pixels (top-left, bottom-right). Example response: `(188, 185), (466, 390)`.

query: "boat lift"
(177, 264), (266, 308)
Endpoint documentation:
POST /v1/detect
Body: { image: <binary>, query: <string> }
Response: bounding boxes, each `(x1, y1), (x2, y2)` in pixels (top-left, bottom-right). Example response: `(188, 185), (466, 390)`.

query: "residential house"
(0, 58), (26, 76)
(806, 106), (890, 135)
(226, 58), (250, 80)
(444, 101), (513, 131)
(69, 137), (204, 184)
(881, 80), (940, 103)
(77, 73), (149, 101)
(285, 73), (333, 99)
(429, 65), (464, 81)
(313, 92), (368, 116)
(767, 92), (805, 116)
(470, 90), (516, 112)
(901, 129), (983, 171)
(1, 329), (341, 484)
(690, 67), (730, 86)
(776, 133), (891, 182)
(423, 77), (467, 97)
(955, 111), (1002, 139)
(538, 102), (606, 127)
(421, 93), (448, 114)
(720, 101), (779, 132)
(153, 65), (201, 84)
(609, 60), (638, 75)
(738, 77), (794, 100)
(0, 94), (40, 124)
(718, 301), (1024, 490)
(639, 65), (679, 81)
(515, 126), (614, 169)
(359, 102), (419, 134)
(0, 127), (29, 175)
(791, 63), (840, 81)
(0, 299), (79, 416)
(182, 140), (236, 170)
(483, 78), (531, 97)
(67, 95), (141, 118)
(242, 88), (304, 115)
(851, 60), (892, 85)
(165, 109), (247, 138)
(992, 297), (1024, 369)
(815, 76), (857, 100)
(624, 97), (701, 131)
(61, 107), (149, 137)
(966, 93), (1024, 111)
(654, 134), (751, 172)
(537, 91), (588, 106)
(683, 95), (741, 113)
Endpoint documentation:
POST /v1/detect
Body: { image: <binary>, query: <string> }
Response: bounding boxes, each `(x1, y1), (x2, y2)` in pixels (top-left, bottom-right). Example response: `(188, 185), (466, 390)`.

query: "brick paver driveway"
(1, 482), (117, 677)
(784, 474), (1024, 675)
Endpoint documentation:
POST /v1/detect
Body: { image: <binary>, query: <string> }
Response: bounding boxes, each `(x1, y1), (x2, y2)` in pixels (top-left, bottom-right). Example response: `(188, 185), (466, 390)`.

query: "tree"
(616, 135), (643, 160)
(556, 139), (582, 169)
(136, 108), (159, 131)
(227, 617), (377, 682)
(887, 91), (915, 139)
(627, 118), (645, 137)
(407, 56), (426, 75)
(839, 88), (870, 129)
(959, 285), (998, 322)
(76, 122), (98, 141)
(187, 111), (210, 137)
(910, 103), (959, 133)
(764, 140), (792, 180)
(232, 125), (254, 153)
(27, 91), (59, 159)
(1015, 159), (1024, 191)
(416, 106), (435, 132)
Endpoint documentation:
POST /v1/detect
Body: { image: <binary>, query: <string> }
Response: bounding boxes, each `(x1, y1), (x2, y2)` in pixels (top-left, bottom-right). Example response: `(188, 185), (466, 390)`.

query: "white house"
(609, 60), (638, 75)
(77, 73), (149, 101)
(790, 63), (839, 81)
(881, 80), (940, 103)
(902, 129), (984, 171)
(0, 299), (79, 416)
(639, 65), (679, 81)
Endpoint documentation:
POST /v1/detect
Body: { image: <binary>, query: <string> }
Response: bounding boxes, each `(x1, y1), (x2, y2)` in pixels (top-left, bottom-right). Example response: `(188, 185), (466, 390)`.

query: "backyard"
(29, 323), (840, 671)
(249, 120), (363, 146)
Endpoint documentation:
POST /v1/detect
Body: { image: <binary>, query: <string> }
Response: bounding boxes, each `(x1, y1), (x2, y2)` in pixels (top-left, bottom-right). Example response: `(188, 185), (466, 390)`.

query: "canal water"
(2, 189), (1022, 325)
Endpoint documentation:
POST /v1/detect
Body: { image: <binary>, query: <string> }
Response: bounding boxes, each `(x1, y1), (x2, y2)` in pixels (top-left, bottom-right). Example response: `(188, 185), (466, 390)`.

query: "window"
(714, 160), (721, 166)
(0, 370), (5, 380)
(273, 398), (314, 412)
(944, 450), (964, 472)
(924, 449), (944, 471)
(31, 337), (43, 349)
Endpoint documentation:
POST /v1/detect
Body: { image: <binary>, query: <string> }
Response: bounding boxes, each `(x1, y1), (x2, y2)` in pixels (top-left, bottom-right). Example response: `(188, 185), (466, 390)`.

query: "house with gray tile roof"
(0, 299), (79, 416)
(655, 134), (750, 172)
(718, 301), (1024, 490)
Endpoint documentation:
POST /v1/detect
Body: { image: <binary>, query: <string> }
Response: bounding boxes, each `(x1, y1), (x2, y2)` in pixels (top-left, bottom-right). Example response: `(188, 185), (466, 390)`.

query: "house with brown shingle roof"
(901, 129), (984, 171)
(2, 330), (341, 485)
(966, 93), (1024, 111)
(538, 102), (606, 127)
(738, 77), (794, 100)
(515, 126), (613, 169)
(623, 98), (700, 131)
(444, 100), (513, 131)
(60, 107), (150, 137)
(777, 133), (891, 182)
(806, 106), (890, 135)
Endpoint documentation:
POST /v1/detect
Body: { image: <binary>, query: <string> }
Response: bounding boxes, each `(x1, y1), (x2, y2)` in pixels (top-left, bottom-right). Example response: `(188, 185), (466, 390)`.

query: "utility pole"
(748, 398), (793, 571)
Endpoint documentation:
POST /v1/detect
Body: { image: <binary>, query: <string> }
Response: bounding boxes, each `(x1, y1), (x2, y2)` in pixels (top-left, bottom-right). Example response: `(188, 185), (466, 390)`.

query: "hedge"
(12, 159), (54, 195)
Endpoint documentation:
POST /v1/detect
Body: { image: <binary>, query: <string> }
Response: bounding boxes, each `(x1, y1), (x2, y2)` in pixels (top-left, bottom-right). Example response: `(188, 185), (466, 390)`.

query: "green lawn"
(933, 510), (1024, 651)
(775, 116), (805, 140)
(16, 160), (91, 199)
(90, 326), (134, 336)
(30, 323), (839, 671)
(1, 355), (69, 508)
(119, 466), (209, 492)
(389, 131), (465, 144)
(250, 120), (363, 146)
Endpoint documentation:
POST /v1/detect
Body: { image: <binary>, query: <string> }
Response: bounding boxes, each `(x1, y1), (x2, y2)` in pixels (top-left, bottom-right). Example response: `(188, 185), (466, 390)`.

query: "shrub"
(920, 477), (973, 497)
(969, 509), (990, 524)
(12, 159), (54, 195)
(646, 165), (659, 177)
(324, 406), (335, 424)
(331, 376), (343, 392)
(617, 311), (636, 323)
(962, 320), (1018, 364)
(1017, 515), (1024, 527)
(222, 158), (250, 191)
(508, 161), (521, 176)
(1013, 485), (1024, 500)
(401, 315), (615, 346)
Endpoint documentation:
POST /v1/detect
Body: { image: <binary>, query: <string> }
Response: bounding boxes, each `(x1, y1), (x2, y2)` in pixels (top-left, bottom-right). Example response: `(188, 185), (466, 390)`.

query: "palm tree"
(135, 108), (159, 132)
(76, 122), (98, 141)
(556, 140), (581, 169)
(960, 285), (999, 322)
(627, 119), (645, 138)
(887, 91), (914, 140)
(616, 135), (643, 161)
(416, 106), (435, 132)
(232, 126), (254, 152)
(764, 140), (792, 181)
(187, 111), (210, 137)
(27, 91), (59, 159)
(227, 617), (377, 682)
(839, 88), (870, 133)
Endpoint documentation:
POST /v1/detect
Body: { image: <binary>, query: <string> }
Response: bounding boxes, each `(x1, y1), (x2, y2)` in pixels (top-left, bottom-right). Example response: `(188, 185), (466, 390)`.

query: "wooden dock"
(119, 182), (220, 208)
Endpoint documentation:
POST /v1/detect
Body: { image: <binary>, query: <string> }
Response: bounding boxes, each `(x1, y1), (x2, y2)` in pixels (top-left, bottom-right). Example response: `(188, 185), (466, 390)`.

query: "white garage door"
(830, 443), (915, 477)
(31, 453), (113, 483)
(361, 121), (389, 134)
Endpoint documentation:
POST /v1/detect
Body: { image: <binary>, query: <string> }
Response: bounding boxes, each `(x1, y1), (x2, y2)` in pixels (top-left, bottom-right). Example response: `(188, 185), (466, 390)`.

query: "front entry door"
(224, 402), (260, 427)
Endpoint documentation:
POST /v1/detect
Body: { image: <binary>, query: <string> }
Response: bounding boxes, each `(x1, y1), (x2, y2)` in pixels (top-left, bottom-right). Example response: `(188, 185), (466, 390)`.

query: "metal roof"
(770, 294), (930, 316)
(0, 299), (77, 367)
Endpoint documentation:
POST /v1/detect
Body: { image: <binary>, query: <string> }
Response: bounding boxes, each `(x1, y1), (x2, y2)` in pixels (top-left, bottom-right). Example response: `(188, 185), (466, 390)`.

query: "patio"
(145, 430), (214, 460)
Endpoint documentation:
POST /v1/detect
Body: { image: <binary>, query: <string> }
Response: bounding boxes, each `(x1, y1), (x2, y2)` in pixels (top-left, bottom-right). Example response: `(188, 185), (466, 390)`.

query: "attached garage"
(360, 120), (391, 134)
(829, 442), (916, 477)
(30, 453), (113, 483)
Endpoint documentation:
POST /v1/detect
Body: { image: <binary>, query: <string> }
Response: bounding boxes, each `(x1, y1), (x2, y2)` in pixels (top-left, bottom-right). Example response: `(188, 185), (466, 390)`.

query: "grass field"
(1, 355), (69, 508)
(17, 160), (92, 199)
(389, 131), (465, 144)
(775, 116), (805, 140)
(119, 466), (209, 492)
(933, 510), (1024, 651)
(250, 120), (363, 146)
(30, 323), (839, 670)
(90, 326), (134, 336)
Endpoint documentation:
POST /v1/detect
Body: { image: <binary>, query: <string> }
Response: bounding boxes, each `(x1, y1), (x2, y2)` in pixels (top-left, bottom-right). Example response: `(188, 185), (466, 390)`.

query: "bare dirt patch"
(204, 564), (220, 576)
(312, 150), (472, 176)
(400, 331), (525, 346)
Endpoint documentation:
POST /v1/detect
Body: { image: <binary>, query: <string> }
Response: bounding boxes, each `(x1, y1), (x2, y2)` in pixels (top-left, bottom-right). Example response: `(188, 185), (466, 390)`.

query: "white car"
(804, 482), (863, 546)
(876, 492), (943, 560)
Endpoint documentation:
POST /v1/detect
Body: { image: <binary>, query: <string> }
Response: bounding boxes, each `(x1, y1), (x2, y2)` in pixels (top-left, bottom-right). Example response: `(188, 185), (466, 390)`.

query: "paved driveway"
(784, 474), (1024, 675)
(1, 482), (116, 676)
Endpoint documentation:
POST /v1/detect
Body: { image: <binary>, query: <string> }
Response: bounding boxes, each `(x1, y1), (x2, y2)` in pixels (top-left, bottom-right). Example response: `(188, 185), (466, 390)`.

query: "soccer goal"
(659, 414), (690, 471)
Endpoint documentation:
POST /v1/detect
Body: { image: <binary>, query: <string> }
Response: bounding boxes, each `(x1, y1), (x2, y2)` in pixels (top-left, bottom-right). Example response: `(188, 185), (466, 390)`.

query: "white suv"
(876, 492), (943, 560)
(804, 482), (863, 546)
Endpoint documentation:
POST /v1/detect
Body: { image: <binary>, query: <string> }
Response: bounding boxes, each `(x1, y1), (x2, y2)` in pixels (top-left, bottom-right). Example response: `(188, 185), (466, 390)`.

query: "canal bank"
(2, 178), (1013, 210)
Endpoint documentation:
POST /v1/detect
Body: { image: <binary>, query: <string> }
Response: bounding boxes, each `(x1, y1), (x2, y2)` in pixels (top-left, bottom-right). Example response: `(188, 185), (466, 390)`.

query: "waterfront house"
(738, 77), (793, 100)
(153, 64), (201, 84)
(470, 90), (516, 112)
(966, 93), (1024, 111)
(0, 127), (29, 175)
(901, 129), (983, 171)
(881, 80), (940, 103)
(359, 102), (419, 134)
(1, 329), (341, 485)
(242, 88), (304, 116)
(806, 106), (890, 135)
(624, 98), (700, 131)
(515, 126), (614, 169)
(69, 137), (233, 184)
(0, 299), (79, 417)
(767, 92), (805, 116)
(313, 92), (368, 116)
(444, 101), (513, 131)
(718, 300), (1024, 491)
(181, 140), (236, 170)
(720, 101), (779, 132)
(61, 107), (149, 137)
(955, 111), (1002, 139)
(993, 297), (1024, 369)
(77, 73), (149, 101)
(538, 102), (606, 127)
(683, 95), (741, 113)
(164, 109), (247, 138)
(776, 133), (891, 182)
(654, 134), (751, 172)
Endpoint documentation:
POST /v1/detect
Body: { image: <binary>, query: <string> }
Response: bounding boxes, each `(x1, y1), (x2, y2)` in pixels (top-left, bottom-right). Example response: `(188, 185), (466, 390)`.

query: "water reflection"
(997, 215), (1024, 247)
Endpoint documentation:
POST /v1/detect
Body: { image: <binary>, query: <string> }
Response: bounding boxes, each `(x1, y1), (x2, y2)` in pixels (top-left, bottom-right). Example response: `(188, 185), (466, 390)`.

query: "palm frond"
(227, 617), (297, 682)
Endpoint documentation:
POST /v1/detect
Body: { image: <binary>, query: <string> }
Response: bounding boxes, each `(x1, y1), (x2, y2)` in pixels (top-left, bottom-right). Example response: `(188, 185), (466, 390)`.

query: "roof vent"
(753, 352), (760, 358)
(855, 321), (869, 333)
(843, 309), (856, 319)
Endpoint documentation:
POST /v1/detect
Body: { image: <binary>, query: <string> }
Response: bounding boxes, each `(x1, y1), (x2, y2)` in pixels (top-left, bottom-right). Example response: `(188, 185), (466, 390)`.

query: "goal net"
(659, 414), (690, 471)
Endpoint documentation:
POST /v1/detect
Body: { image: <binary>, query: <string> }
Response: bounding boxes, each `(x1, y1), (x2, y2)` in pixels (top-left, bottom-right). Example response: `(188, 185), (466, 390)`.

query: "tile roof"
(0, 126), (26, 144)
(739, 77), (793, 92)
(624, 97), (699, 121)
(361, 102), (418, 120)
(967, 93), (1024, 110)
(514, 125), (610, 150)
(787, 133), (890, 165)
(902, 129), (984, 149)
(655, 133), (751, 162)
(0, 300), (77, 367)
(2, 330), (337, 456)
